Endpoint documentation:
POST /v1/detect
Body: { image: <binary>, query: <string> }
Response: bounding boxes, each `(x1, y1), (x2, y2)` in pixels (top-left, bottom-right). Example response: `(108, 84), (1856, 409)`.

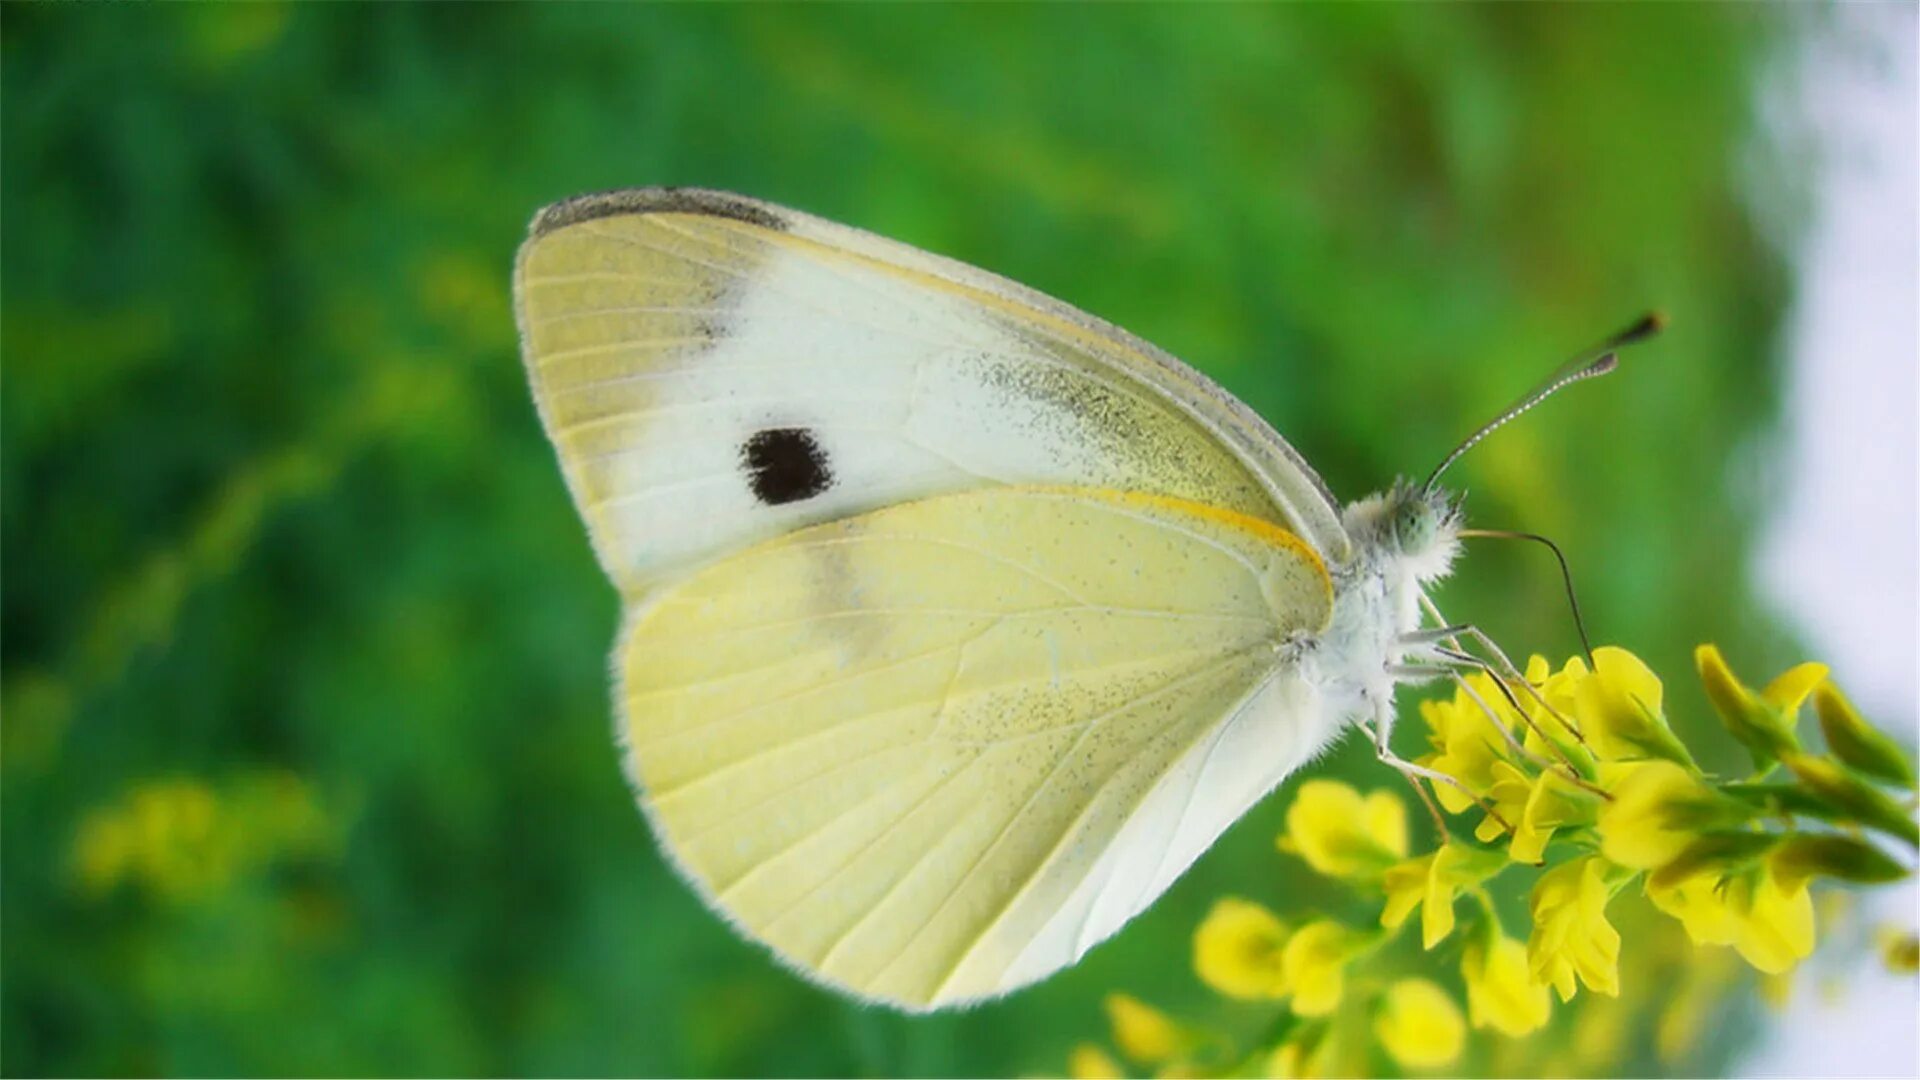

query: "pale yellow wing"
(619, 485), (1337, 1010)
(514, 188), (1349, 598)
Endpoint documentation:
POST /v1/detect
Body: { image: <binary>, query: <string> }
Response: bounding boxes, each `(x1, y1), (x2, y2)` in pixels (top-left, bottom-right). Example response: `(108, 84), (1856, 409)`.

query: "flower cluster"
(71, 771), (335, 904)
(1068, 646), (1915, 1077)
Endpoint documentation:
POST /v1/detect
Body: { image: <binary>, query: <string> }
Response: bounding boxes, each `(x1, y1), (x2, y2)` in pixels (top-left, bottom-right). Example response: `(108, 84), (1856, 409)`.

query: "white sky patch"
(1747, 5), (1917, 1078)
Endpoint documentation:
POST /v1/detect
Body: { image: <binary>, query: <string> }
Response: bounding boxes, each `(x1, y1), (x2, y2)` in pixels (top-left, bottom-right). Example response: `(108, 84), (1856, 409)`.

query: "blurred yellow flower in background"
(70, 772), (332, 904)
(1067, 1043), (1126, 1080)
(1878, 927), (1919, 975)
(1461, 929), (1551, 1037)
(1105, 993), (1182, 1065)
(1280, 781), (1407, 881)
(1372, 978), (1466, 1069)
(1528, 855), (1622, 1000)
(1192, 897), (1290, 1000)
(1280, 920), (1368, 1017)
(1263, 1026), (1332, 1080)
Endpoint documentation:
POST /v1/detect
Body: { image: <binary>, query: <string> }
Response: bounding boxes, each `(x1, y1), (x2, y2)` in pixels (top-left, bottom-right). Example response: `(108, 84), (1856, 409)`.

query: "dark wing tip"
(528, 187), (790, 238)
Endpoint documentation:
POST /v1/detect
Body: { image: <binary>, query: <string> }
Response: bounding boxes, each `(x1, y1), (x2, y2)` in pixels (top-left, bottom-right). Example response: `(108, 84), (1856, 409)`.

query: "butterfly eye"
(1392, 500), (1426, 547)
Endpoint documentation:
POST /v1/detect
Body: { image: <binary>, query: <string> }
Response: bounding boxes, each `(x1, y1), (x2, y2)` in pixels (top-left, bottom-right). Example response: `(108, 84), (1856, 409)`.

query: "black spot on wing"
(529, 187), (790, 237)
(741, 428), (833, 505)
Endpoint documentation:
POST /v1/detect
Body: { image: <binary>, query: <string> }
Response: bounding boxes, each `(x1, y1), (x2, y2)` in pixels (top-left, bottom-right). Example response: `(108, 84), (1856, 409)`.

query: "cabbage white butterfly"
(512, 188), (1651, 1010)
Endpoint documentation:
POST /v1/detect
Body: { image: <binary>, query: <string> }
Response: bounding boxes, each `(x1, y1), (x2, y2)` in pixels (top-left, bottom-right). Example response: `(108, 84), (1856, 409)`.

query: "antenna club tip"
(1606, 311), (1667, 350)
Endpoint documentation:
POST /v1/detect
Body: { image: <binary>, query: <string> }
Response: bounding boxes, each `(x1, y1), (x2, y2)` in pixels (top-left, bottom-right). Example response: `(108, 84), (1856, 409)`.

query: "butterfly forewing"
(514, 189), (1349, 597)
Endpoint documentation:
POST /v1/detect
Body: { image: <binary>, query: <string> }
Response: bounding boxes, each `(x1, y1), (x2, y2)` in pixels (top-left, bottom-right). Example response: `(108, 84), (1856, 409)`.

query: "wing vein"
(860, 645), (1264, 994)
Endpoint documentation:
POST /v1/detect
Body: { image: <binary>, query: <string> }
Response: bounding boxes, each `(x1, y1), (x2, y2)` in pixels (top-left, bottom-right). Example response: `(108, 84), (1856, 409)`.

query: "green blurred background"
(3, 5), (1814, 1077)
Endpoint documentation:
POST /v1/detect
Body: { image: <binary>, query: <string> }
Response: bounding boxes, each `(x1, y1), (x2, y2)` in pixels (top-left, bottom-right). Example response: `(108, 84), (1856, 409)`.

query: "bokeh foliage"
(3, 5), (1801, 1077)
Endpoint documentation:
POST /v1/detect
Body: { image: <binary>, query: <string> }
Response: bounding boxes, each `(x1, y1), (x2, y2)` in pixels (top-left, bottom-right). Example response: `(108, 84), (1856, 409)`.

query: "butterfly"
(511, 187), (1654, 1011)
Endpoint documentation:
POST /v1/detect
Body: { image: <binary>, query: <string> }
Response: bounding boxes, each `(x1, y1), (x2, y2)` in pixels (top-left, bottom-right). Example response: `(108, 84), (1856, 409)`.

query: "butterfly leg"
(1412, 598), (1592, 745)
(1444, 669), (1565, 775)
(1401, 648), (1614, 802)
(1400, 625), (1593, 755)
(1359, 703), (1515, 838)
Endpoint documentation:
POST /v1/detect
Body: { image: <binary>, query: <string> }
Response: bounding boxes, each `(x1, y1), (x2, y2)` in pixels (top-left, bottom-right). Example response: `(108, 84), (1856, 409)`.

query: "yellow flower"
(1757, 969), (1794, 1012)
(1514, 655), (1590, 762)
(1473, 762), (1591, 863)
(1653, 949), (1739, 1064)
(1571, 647), (1697, 766)
(1280, 781), (1407, 881)
(1647, 861), (1816, 974)
(1572, 994), (1631, 1070)
(1528, 855), (1622, 1000)
(1068, 1044), (1126, 1080)
(72, 813), (135, 895)
(70, 772), (334, 904)
(1193, 897), (1290, 1000)
(1373, 978), (1466, 1069)
(1596, 760), (1736, 870)
(1262, 1027), (1331, 1080)
(1877, 927), (1919, 975)
(1815, 680), (1917, 787)
(1462, 929), (1551, 1036)
(1419, 671), (1516, 811)
(1281, 920), (1367, 1017)
(1105, 994), (1181, 1065)
(1382, 843), (1505, 950)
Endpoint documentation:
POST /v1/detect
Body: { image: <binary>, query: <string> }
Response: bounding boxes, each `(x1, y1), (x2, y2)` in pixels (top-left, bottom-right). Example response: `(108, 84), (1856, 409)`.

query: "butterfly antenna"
(1458, 528), (1596, 665)
(1422, 312), (1665, 493)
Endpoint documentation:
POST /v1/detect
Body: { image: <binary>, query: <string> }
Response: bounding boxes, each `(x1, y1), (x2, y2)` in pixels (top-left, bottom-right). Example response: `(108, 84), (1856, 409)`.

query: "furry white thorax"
(1302, 481), (1464, 745)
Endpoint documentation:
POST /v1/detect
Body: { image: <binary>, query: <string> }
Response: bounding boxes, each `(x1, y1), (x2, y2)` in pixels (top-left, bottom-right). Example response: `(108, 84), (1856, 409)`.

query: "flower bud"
(1648, 831), (1781, 891)
(1815, 682), (1916, 789)
(1780, 753), (1920, 848)
(1770, 834), (1909, 891)
(1695, 646), (1819, 771)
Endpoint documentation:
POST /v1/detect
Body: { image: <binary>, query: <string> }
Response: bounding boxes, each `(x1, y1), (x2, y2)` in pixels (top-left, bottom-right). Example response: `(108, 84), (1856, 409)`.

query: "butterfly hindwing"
(618, 486), (1335, 1009)
(514, 188), (1349, 597)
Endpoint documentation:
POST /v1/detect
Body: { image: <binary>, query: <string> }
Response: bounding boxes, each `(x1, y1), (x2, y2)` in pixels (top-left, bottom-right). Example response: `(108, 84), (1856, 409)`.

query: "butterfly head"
(1343, 479), (1464, 585)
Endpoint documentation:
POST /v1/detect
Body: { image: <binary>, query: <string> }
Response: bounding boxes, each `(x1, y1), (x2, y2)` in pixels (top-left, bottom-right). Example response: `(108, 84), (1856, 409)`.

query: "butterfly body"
(1313, 481), (1465, 744)
(514, 188), (1466, 1010)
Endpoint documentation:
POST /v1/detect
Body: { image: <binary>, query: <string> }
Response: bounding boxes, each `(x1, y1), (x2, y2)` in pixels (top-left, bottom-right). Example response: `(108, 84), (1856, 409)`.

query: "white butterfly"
(511, 188), (1647, 1011)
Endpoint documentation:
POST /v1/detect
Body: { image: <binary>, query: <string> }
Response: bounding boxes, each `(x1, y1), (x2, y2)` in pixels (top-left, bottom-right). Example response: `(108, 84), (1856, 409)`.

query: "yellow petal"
(1528, 856), (1621, 1001)
(1381, 854), (1433, 931)
(1420, 875), (1458, 951)
(1364, 790), (1410, 860)
(1597, 760), (1717, 870)
(1648, 874), (1741, 947)
(1281, 921), (1359, 1017)
(1105, 994), (1181, 1065)
(1373, 978), (1465, 1069)
(1463, 932), (1551, 1037)
(1282, 781), (1404, 880)
(1069, 1044), (1126, 1080)
(1592, 647), (1664, 713)
(1763, 662), (1829, 714)
(1730, 871), (1816, 974)
(1193, 897), (1290, 1000)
